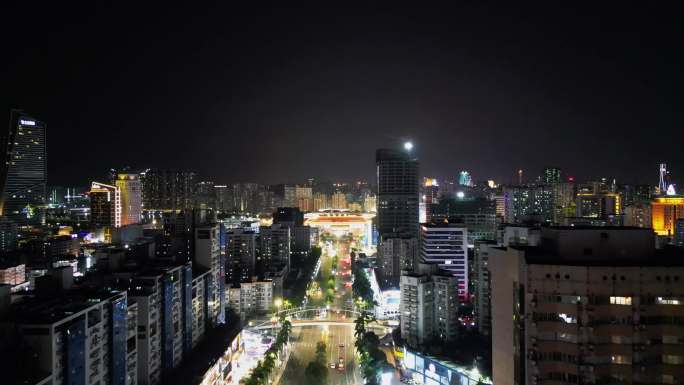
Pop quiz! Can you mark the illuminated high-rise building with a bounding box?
[542,167,561,184]
[226,228,257,284]
[195,223,225,326]
[363,194,377,213]
[0,110,47,226]
[503,185,555,223]
[295,185,312,200]
[553,180,575,223]
[214,184,233,212]
[115,173,142,225]
[378,233,418,286]
[194,181,216,209]
[376,147,419,238]
[270,184,297,207]
[575,182,623,224]
[140,169,196,211]
[312,192,329,211]
[400,267,460,346]
[0,216,17,252]
[331,192,347,209]
[652,195,684,237]
[624,201,652,228]
[89,182,121,227]
[295,187,313,212]
[489,227,684,385]
[430,198,497,244]
[422,177,440,220]
[233,182,264,213]
[458,171,472,187]
[259,223,291,271]
[419,223,468,300]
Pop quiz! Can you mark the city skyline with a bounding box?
[2,5,684,385]
[3,3,683,186]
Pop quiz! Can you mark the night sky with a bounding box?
[2,3,683,187]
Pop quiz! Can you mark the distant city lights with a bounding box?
[424,178,438,187]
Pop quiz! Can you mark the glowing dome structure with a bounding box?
[304,209,375,247]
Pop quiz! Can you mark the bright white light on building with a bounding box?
[404,141,413,151]
[666,184,677,196]
[456,191,465,199]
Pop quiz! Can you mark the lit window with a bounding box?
[611,355,631,365]
[610,296,632,305]
[663,355,684,365]
[656,297,682,305]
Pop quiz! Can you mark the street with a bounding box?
[281,325,360,385]
[280,237,362,385]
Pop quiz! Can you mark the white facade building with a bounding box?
[400,273,434,347]
[227,279,275,318]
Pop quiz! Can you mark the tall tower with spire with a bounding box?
[659,163,668,195]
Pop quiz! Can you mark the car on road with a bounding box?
[329,362,336,369]
[339,343,345,348]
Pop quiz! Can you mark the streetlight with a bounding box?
[403,141,413,151]
[274,298,283,309]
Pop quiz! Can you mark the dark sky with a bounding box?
[2,3,683,187]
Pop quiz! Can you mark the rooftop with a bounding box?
[520,245,684,266]
[164,323,242,385]
[10,287,125,325]
[493,226,684,266]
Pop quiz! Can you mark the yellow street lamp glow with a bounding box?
[274,298,283,308]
